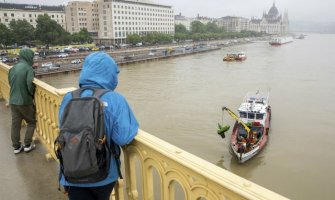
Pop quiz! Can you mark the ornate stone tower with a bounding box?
[249,2,289,34]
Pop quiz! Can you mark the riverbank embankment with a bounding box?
[32,37,268,77]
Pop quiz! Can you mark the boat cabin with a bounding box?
[239,111,265,121]
[223,52,246,61]
[237,94,269,126]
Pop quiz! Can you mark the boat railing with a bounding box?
[243,91,270,105]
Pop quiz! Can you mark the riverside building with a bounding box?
[0,3,66,29]
[216,16,249,33]
[1,1,174,46]
[65,1,100,37]
[95,0,174,45]
[215,2,289,34]
[249,2,289,34]
[175,13,214,31]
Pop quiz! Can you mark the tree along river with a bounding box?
[41,33,335,200]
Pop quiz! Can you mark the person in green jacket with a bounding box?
[8,48,37,154]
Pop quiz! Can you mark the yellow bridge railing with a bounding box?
[0,62,288,200]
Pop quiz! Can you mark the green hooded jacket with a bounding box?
[8,48,35,105]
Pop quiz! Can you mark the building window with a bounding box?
[11,13,14,17]
[4,13,7,16]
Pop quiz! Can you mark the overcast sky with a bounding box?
[4,0,335,22]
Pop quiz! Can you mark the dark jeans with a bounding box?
[65,182,115,200]
[10,104,36,148]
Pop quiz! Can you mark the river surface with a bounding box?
[40,33,335,200]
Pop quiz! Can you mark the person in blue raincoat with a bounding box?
[58,52,139,200]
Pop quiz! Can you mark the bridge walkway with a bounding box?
[0,100,65,200]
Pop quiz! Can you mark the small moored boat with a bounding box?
[223,52,247,61]
[269,36,293,45]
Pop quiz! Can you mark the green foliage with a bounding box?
[35,14,70,45]
[1,15,100,47]
[0,23,13,47]
[127,34,142,45]
[175,24,188,34]
[205,22,220,33]
[174,33,188,41]
[71,28,92,44]
[143,32,173,44]
[9,19,35,45]
[174,20,265,42]
[191,21,206,33]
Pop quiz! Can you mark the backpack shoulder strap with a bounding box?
[71,87,110,99]
[71,88,85,98]
[92,88,110,99]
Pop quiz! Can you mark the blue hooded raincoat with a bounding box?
[58,52,139,187]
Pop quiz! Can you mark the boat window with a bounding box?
[240,112,247,118]
[256,113,264,120]
[248,112,255,119]
[255,100,264,104]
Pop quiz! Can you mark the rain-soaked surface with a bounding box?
[38,33,335,200]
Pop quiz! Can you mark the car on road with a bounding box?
[41,62,53,68]
[2,57,18,63]
[0,57,8,63]
[71,59,81,64]
[58,53,69,58]
[91,47,99,51]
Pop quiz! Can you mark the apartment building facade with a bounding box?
[0,3,66,29]
[0,1,174,45]
[96,0,174,45]
[216,16,249,32]
[175,13,214,32]
[65,1,99,37]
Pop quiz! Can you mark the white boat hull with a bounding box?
[231,143,260,163]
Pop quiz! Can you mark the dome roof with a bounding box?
[268,2,279,16]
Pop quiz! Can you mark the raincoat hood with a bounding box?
[19,48,34,66]
[79,52,119,91]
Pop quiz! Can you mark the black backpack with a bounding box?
[55,87,121,184]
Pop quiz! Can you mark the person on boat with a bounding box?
[251,131,258,144]
[237,125,248,142]
[237,132,246,142]
[237,142,246,153]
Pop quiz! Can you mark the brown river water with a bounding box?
[41,33,335,200]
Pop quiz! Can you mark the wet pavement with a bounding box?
[0,100,66,200]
